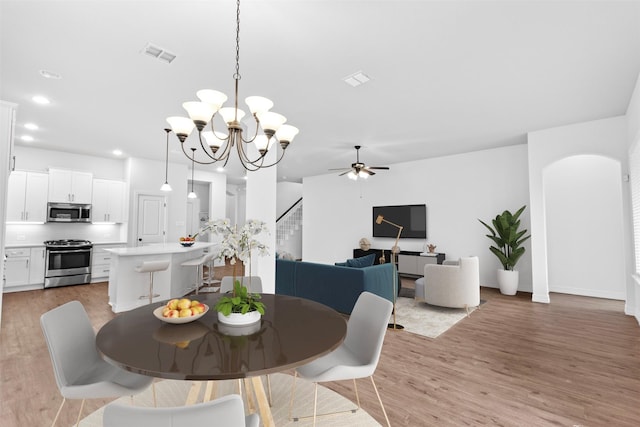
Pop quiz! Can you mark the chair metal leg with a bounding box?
[152,382,157,407]
[370,376,391,427]
[288,371,298,421]
[51,397,66,427]
[74,399,85,427]
[313,382,318,427]
[353,378,361,409]
[266,374,273,406]
[290,375,360,422]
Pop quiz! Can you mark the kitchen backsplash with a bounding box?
[5,223,126,246]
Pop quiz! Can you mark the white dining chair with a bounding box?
[288,291,393,426]
[103,394,260,427]
[40,301,154,427]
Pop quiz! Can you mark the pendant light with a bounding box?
[188,147,197,199]
[160,128,172,192]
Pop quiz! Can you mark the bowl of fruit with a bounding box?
[154,298,209,324]
[179,236,195,247]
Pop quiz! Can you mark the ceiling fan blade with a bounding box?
[368,166,390,170]
[338,170,353,176]
[362,168,376,176]
[328,168,351,171]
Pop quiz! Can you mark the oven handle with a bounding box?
[47,248,92,254]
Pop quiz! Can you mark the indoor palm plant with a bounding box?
[478,205,530,295]
[200,219,268,325]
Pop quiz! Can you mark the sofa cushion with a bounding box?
[346,253,376,268]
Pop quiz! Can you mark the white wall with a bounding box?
[126,157,188,244]
[303,144,532,292]
[626,72,640,322]
[528,116,631,305]
[12,146,126,179]
[276,182,302,217]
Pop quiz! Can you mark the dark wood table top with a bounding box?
[96,293,347,381]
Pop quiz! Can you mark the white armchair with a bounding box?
[415,256,480,313]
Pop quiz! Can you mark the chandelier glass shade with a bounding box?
[165,0,298,171]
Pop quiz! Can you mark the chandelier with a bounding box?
[166,0,299,171]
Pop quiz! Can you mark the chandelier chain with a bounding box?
[234,0,241,81]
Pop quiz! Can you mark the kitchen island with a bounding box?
[104,242,217,313]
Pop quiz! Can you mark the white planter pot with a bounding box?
[217,310,261,326]
[497,269,519,295]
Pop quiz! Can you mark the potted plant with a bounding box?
[478,205,531,295]
[199,219,269,325]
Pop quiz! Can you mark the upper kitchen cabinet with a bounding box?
[92,178,126,223]
[48,168,93,203]
[6,170,49,222]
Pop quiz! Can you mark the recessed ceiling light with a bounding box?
[20,135,34,142]
[217,167,225,172]
[39,69,62,79]
[32,95,50,105]
[24,123,39,130]
[112,149,123,156]
[243,175,248,180]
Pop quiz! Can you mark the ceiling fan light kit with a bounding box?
[331,145,390,180]
[165,0,299,171]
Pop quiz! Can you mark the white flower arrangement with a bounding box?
[199,218,269,265]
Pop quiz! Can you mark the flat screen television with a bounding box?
[373,204,427,239]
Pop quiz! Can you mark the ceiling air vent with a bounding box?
[343,71,371,87]
[141,43,176,64]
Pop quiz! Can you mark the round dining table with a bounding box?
[96,293,347,427]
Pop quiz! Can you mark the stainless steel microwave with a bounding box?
[47,203,92,223]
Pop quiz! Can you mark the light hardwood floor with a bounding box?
[1,276,639,427]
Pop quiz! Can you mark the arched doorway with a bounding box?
[543,155,626,299]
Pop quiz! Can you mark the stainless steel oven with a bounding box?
[44,240,92,288]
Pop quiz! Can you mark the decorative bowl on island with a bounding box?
[179,236,195,247]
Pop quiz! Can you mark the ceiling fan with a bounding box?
[329,145,390,180]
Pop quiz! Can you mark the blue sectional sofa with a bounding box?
[275,259,395,314]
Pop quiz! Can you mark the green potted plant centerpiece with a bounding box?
[478,205,531,295]
[200,219,269,325]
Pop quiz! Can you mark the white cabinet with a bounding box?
[29,247,46,285]
[48,168,93,203]
[92,179,126,223]
[398,253,445,276]
[6,171,49,222]
[91,243,125,282]
[4,248,30,288]
[3,246,45,291]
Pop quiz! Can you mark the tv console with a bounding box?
[353,249,445,277]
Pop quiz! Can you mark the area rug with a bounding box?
[390,296,478,338]
[80,373,380,426]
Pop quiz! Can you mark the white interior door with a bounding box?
[136,194,165,246]
[187,198,200,238]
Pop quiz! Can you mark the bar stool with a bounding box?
[199,252,220,293]
[135,260,170,304]
[181,253,211,295]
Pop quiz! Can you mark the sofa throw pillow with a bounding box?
[346,253,376,268]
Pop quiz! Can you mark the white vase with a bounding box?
[217,310,261,326]
[497,269,519,295]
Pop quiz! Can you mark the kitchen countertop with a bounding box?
[104,242,216,257]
